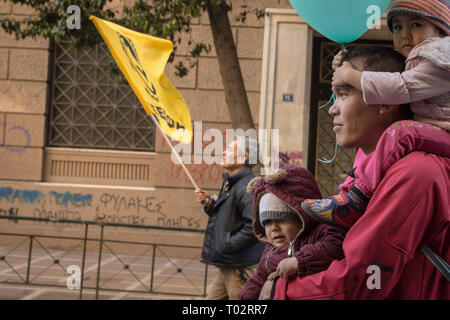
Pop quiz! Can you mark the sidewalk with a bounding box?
[0,244,218,300]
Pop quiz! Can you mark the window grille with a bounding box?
[47,40,155,151]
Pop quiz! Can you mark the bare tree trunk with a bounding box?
[206,0,255,130]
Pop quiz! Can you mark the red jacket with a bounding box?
[239,224,345,300]
[274,152,450,299]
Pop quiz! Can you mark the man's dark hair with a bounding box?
[344,45,405,73]
[344,46,412,119]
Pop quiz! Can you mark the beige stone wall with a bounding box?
[0,1,292,249]
[0,1,49,181]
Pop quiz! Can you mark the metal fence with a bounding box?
[0,216,208,299]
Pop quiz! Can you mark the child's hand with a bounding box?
[276,257,298,280]
[332,61,355,88]
[332,49,348,71]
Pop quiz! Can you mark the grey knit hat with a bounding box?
[259,192,301,227]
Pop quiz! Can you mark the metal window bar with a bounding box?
[99,241,152,291]
[151,245,204,295]
[0,216,208,299]
[47,40,156,152]
[28,237,84,284]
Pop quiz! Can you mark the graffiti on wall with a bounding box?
[168,162,223,185]
[96,193,164,226]
[0,123,31,153]
[0,186,201,229]
[280,151,303,167]
[0,207,19,223]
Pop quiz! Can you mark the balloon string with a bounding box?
[319,93,335,109]
[318,140,339,164]
[319,43,346,110]
[318,42,347,164]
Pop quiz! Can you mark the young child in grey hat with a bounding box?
[239,166,346,300]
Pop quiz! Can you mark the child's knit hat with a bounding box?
[387,0,450,36]
[247,166,322,242]
[259,192,302,227]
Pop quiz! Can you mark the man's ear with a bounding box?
[379,104,396,114]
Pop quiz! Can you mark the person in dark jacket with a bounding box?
[239,166,346,300]
[194,137,265,300]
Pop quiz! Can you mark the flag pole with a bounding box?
[150,114,199,190]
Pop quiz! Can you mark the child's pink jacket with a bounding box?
[361,37,450,131]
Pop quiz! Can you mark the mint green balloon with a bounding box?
[289,0,391,43]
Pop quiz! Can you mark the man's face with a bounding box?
[328,58,382,154]
[221,140,247,169]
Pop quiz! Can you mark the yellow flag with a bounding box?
[90,16,192,143]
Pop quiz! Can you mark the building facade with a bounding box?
[0,1,392,250]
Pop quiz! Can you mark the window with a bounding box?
[47,40,155,152]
